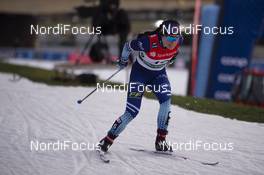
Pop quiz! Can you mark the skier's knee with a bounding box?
[125,110,138,118]
[160,98,171,109]
[158,95,171,104]
[125,102,140,118]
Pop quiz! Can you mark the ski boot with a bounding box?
[155,129,172,152]
[97,134,116,152]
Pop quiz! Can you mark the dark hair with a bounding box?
[158,20,180,36]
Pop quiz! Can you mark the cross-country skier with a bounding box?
[98,20,183,152]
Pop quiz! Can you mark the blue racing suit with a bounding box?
[108,33,182,138]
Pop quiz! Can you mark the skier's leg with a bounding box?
[157,99,171,131]
[98,82,144,152]
[150,72,172,151]
[107,81,144,136]
[97,111,135,152]
[99,62,147,152]
[150,72,172,130]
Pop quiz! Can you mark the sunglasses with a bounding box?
[166,35,180,42]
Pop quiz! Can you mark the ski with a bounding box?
[96,149,110,163]
[129,147,219,166]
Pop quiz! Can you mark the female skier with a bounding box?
[98,20,183,152]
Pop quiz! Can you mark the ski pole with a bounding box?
[77,68,123,104]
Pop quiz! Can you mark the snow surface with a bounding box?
[0,73,264,175]
[5,58,188,96]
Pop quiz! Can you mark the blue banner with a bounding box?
[206,0,264,100]
[195,5,220,97]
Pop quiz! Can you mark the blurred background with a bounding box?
[0,0,263,107]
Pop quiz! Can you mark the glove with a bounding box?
[169,51,179,65]
[118,58,128,69]
[169,57,176,65]
[118,42,131,69]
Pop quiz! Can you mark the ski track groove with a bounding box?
[32,99,85,137]
[113,152,143,175]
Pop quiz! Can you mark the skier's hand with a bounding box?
[118,58,128,69]
[169,51,179,65]
[169,57,176,65]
